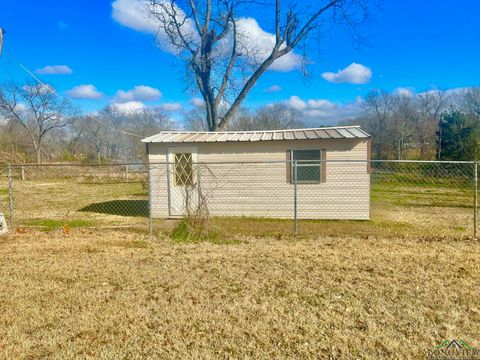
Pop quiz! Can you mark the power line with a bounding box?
[1,45,143,139]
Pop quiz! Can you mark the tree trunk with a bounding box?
[36,147,42,164]
[206,103,217,131]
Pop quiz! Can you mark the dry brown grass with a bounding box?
[0,229,479,359]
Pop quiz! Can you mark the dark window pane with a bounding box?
[293,149,321,162]
[292,150,321,182]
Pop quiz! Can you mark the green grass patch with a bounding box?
[23,219,93,231]
[171,219,239,244]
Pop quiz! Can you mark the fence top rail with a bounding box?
[370,160,476,164]
[5,159,478,167]
[7,163,147,167]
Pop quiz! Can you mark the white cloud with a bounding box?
[285,96,307,111]
[111,101,146,113]
[284,95,365,124]
[115,85,162,103]
[112,0,197,54]
[236,17,302,72]
[306,99,336,110]
[321,63,372,84]
[112,1,302,71]
[14,103,27,112]
[394,87,414,97]
[189,97,205,107]
[35,65,73,75]
[264,85,282,93]
[112,0,159,33]
[66,84,103,99]
[159,102,183,112]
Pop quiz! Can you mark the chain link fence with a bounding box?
[0,164,149,231]
[0,160,478,237]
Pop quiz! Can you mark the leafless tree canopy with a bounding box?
[184,103,304,131]
[72,106,174,163]
[350,89,458,160]
[147,0,370,130]
[0,81,78,163]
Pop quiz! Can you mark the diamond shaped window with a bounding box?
[174,153,194,186]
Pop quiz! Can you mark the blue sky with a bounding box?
[0,0,479,126]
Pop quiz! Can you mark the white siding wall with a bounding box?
[147,139,370,219]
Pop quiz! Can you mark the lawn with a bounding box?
[0,229,478,359]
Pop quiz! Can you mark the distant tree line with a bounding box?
[0,79,479,164]
[0,81,174,164]
[347,87,480,160]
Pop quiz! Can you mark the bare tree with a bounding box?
[363,89,393,159]
[227,103,304,130]
[457,87,480,119]
[416,90,449,159]
[147,0,370,130]
[0,81,78,164]
[390,93,415,160]
[184,106,208,130]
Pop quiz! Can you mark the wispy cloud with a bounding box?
[284,95,365,125]
[321,63,372,84]
[35,65,73,75]
[159,102,183,112]
[264,85,282,93]
[111,101,146,113]
[67,84,103,99]
[115,85,162,103]
[189,97,205,107]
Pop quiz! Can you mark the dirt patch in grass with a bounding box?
[0,229,478,359]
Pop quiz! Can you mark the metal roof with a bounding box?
[141,126,370,143]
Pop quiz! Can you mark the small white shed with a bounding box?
[142,126,371,220]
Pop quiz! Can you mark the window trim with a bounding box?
[290,149,322,184]
[173,152,194,187]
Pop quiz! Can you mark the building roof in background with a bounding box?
[141,126,370,143]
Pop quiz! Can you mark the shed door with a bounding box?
[167,146,198,216]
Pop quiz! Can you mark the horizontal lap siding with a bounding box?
[147,139,370,220]
[198,162,294,218]
[148,145,169,217]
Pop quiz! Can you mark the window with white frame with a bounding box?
[291,149,321,183]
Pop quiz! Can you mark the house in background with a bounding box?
[142,126,371,220]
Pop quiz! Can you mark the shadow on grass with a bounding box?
[79,200,148,217]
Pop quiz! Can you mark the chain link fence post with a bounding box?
[7,164,14,229]
[147,161,153,237]
[474,161,478,238]
[293,159,298,235]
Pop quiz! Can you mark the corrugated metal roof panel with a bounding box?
[189,133,209,142]
[250,132,263,141]
[294,130,307,140]
[325,129,343,138]
[314,129,330,138]
[348,127,369,138]
[261,132,273,141]
[141,126,370,143]
[337,128,356,138]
